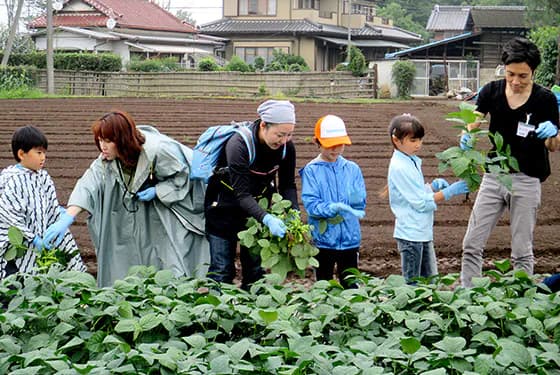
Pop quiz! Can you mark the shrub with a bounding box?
[530,26,559,87]
[391,60,416,98]
[347,45,367,77]
[127,57,179,72]
[378,83,392,99]
[198,56,220,71]
[264,50,310,72]
[253,56,265,71]
[225,55,252,72]
[0,65,38,90]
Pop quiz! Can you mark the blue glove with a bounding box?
[328,203,365,219]
[535,121,558,139]
[347,186,366,206]
[442,180,470,200]
[32,236,46,252]
[328,202,349,214]
[44,212,75,248]
[431,178,449,192]
[263,214,286,238]
[137,187,157,201]
[460,133,473,150]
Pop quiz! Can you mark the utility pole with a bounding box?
[1,0,24,67]
[347,0,352,62]
[47,0,54,94]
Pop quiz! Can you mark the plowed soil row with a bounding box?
[1,98,559,278]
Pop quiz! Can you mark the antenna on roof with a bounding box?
[106,18,117,30]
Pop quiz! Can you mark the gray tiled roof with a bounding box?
[426,5,527,31]
[201,19,322,34]
[471,6,526,28]
[426,6,471,31]
[201,18,421,43]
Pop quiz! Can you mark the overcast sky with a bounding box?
[0,0,223,27]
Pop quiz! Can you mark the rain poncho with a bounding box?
[0,165,86,278]
[68,125,209,287]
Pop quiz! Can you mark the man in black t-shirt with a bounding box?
[460,37,560,287]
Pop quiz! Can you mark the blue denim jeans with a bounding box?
[206,233,264,290]
[396,239,438,283]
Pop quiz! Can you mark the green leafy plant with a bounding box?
[436,102,519,192]
[4,227,27,261]
[391,60,416,98]
[238,193,319,280]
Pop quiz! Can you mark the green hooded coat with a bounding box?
[68,125,209,287]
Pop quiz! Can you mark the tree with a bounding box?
[376,2,430,41]
[175,9,197,26]
[1,0,24,67]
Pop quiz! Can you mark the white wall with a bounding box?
[370,60,397,97]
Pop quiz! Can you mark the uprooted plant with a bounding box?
[238,193,319,281]
[6,226,76,272]
[436,102,519,194]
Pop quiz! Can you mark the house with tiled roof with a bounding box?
[199,0,421,71]
[28,0,225,68]
[385,5,528,96]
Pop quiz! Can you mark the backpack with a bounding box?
[191,121,256,183]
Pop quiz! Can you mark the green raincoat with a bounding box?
[68,125,209,287]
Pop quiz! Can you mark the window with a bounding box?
[239,0,276,16]
[296,0,319,9]
[235,47,289,65]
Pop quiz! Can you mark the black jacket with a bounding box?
[204,120,298,238]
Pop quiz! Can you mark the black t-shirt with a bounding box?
[477,79,559,182]
[204,120,298,237]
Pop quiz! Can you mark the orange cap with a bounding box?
[314,115,352,148]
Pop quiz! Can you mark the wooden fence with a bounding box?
[35,69,378,99]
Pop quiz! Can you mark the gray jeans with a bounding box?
[461,173,541,287]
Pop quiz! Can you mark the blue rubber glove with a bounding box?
[32,236,46,252]
[328,202,349,214]
[263,214,286,238]
[347,186,366,206]
[44,212,75,248]
[329,202,365,219]
[535,121,558,139]
[340,206,366,219]
[459,133,473,150]
[431,178,449,192]
[441,180,470,200]
[137,187,157,201]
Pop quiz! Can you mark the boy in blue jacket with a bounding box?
[299,115,366,288]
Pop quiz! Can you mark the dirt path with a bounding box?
[1,98,559,278]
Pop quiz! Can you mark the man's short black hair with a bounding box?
[501,36,541,72]
[11,125,48,162]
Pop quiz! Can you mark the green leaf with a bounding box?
[4,247,17,261]
[8,226,24,246]
[114,319,136,333]
[495,339,532,369]
[433,336,466,354]
[154,269,174,286]
[139,313,161,331]
[59,337,84,351]
[494,259,511,273]
[258,310,278,324]
[400,337,421,354]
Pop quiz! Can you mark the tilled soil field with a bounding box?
[1,98,559,279]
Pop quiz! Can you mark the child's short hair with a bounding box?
[389,113,425,143]
[11,125,48,162]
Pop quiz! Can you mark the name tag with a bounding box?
[516,121,535,138]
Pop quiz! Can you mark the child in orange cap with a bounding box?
[299,115,366,288]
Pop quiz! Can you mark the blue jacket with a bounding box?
[299,155,366,250]
[388,150,436,242]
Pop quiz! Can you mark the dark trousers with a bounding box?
[206,233,264,291]
[315,248,359,288]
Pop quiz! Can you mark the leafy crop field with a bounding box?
[0,264,559,373]
[0,98,559,278]
[1,98,560,373]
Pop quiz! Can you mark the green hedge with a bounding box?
[0,51,122,71]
